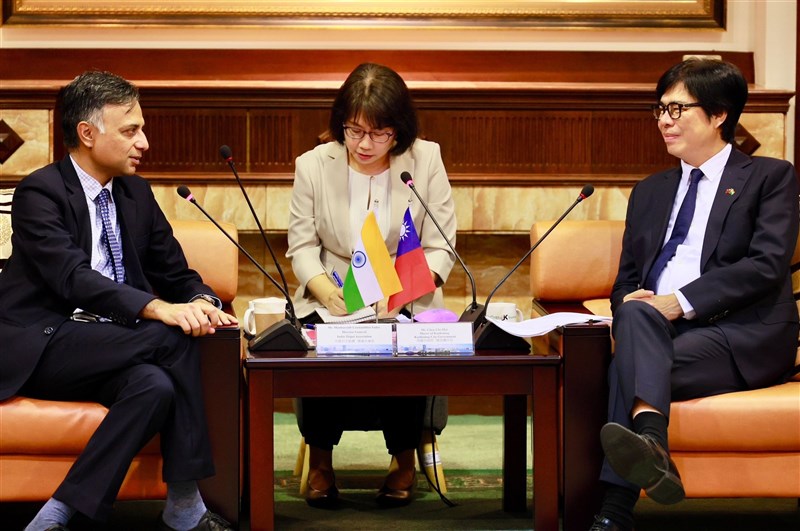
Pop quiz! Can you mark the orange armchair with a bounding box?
[529,219,800,531]
[0,218,242,524]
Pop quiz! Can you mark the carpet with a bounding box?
[2,414,798,530]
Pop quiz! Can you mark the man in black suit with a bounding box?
[0,71,237,531]
[590,59,799,531]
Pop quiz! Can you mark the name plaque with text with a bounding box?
[395,322,475,356]
[315,323,394,356]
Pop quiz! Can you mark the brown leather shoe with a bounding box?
[600,422,684,505]
[376,471,416,508]
[305,476,339,509]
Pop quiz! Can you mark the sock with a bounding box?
[25,497,76,531]
[162,481,207,531]
[633,410,669,452]
[598,482,639,530]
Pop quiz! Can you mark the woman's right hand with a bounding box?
[306,273,349,316]
[323,289,348,316]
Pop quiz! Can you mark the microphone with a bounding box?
[219,145,290,296]
[473,184,595,350]
[400,171,485,329]
[176,185,306,352]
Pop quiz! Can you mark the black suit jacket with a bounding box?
[611,148,799,389]
[0,157,216,400]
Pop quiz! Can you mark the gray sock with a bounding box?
[162,481,207,530]
[25,497,75,531]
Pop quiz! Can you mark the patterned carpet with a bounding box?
[2,414,798,530]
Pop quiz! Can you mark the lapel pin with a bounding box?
[725,188,736,196]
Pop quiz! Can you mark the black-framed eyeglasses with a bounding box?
[342,124,394,144]
[651,102,704,120]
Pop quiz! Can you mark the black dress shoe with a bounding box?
[376,471,416,508]
[305,476,339,509]
[589,514,628,531]
[600,422,685,505]
[158,510,234,531]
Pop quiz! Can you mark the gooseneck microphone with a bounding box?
[177,185,306,352]
[400,171,485,329]
[474,184,595,350]
[219,145,290,296]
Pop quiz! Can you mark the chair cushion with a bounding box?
[170,219,238,304]
[668,382,800,451]
[0,396,160,454]
[531,220,624,301]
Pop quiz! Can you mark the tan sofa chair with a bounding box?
[0,215,242,524]
[530,219,800,531]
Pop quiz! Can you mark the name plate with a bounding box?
[316,323,394,356]
[395,322,475,356]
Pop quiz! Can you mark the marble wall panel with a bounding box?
[739,112,785,159]
[471,185,631,232]
[264,185,293,231]
[0,110,51,180]
[153,184,267,230]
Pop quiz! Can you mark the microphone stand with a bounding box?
[177,187,306,352]
[474,187,593,350]
[402,174,485,329]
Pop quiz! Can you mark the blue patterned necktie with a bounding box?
[644,168,704,292]
[96,188,125,284]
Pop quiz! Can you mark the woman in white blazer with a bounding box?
[287,63,456,508]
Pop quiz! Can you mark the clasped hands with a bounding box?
[140,298,238,337]
[622,289,684,321]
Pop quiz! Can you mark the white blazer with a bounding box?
[287,140,457,318]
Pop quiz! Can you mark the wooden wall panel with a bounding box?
[1,49,791,188]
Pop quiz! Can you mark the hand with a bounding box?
[623,289,655,303]
[323,289,348,316]
[622,289,683,321]
[140,298,236,337]
[377,299,402,319]
[644,293,684,321]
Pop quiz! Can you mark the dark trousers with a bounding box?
[298,396,426,455]
[19,320,215,521]
[600,301,747,489]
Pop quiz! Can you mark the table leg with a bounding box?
[248,370,275,531]
[533,366,559,531]
[561,325,611,531]
[502,394,527,512]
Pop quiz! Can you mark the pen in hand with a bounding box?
[332,270,344,288]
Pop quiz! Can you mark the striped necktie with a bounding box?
[643,168,704,292]
[96,188,125,284]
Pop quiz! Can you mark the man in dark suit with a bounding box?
[0,71,237,531]
[589,59,799,531]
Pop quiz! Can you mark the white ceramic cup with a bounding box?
[243,297,285,336]
[486,302,524,322]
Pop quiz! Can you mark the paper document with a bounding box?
[315,305,377,324]
[487,312,612,338]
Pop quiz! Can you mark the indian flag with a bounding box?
[343,211,402,313]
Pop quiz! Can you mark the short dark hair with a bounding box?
[59,71,140,150]
[656,59,748,144]
[329,63,418,156]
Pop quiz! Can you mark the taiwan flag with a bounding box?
[388,208,436,312]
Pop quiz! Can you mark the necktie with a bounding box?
[643,168,704,292]
[96,188,125,284]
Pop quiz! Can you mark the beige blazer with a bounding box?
[287,140,457,318]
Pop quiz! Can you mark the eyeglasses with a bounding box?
[342,125,394,144]
[651,102,704,120]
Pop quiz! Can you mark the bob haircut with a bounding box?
[656,58,748,144]
[328,63,418,156]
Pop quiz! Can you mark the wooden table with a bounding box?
[245,348,561,531]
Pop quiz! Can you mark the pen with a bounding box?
[332,270,344,288]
